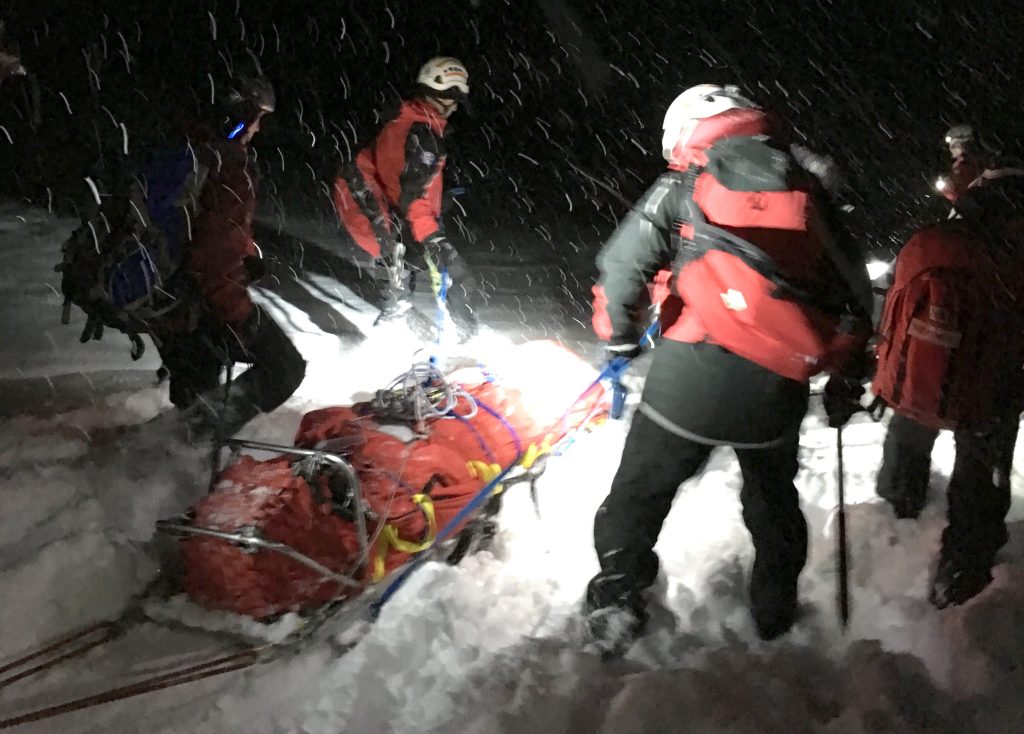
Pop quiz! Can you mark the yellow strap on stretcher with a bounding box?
[370,437,558,582]
[466,437,553,492]
[520,436,554,471]
[466,459,503,484]
[372,493,437,582]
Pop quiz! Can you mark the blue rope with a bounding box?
[473,397,524,457]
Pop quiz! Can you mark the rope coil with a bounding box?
[373,360,477,431]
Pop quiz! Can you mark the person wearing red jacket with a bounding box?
[582,85,874,656]
[153,75,306,439]
[332,57,478,339]
[873,170,1024,608]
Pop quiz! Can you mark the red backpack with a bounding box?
[872,224,1024,430]
[665,137,872,383]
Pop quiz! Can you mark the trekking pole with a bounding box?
[836,424,850,629]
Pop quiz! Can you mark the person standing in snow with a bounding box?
[872,169,1024,609]
[150,74,306,439]
[583,85,874,654]
[332,56,479,340]
[936,124,989,204]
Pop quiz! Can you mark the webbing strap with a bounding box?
[372,493,438,581]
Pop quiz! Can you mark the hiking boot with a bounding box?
[887,495,925,520]
[751,594,798,641]
[582,573,649,659]
[582,603,647,659]
[929,556,994,609]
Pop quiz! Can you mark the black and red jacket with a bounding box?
[594,108,871,370]
[333,100,448,258]
[873,220,1024,429]
[593,108,873,445]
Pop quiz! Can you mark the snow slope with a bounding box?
[3,204,1024,733]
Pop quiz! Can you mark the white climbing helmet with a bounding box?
[416,57,469,99]
[661,84,756,162]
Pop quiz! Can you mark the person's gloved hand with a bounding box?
[423,234,456,271]
[823,375,866,428]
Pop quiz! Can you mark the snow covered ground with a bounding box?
[3,203,1024,733]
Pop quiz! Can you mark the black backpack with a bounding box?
[56,148,208,358]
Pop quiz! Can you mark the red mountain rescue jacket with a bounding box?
[333,100,449,258]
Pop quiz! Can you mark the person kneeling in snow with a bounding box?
[872,169,1024,609]
[150,74,306,440]
[331,56,479,341]
[584,85,874,655]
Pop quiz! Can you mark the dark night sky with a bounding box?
[2,0,1021,264]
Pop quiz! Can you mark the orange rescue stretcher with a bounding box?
[157,341,611,619]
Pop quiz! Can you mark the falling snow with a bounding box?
[2,1,1024,731]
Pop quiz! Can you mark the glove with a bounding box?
[423,234,455,272]
[604,339,641,420]
[822,375,865,428]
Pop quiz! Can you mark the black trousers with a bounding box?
[587,410,807,616]
[156,306,306,436]
[877,412,1017,567]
